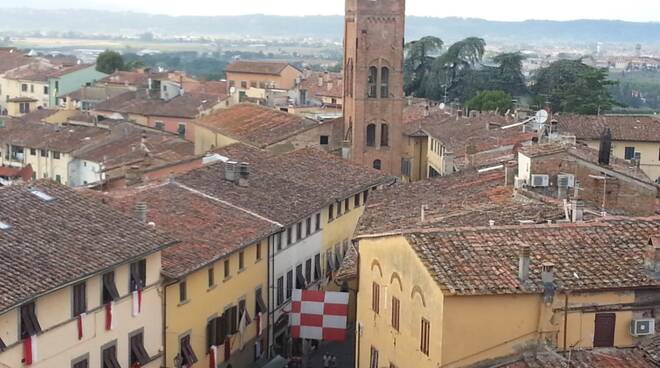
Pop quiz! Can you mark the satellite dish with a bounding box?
[535,110,549,124]
[229,86,236,95]
[439,103,446,110]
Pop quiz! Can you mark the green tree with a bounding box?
[465,90,513,113]
[404,36,443,96]
[492,52,528,96]
[96,50,124,74]
[533,60,618,114]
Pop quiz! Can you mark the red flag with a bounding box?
[22,336,36,365]
[105,302,114,331]
[76,314,85,340]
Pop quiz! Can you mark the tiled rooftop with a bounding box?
[0,181,175,312]
[193,104,324,148]
[178,143,393,226]
[356,170,565,237]
[0,48,33,74]
[405,218,659,296]
[299,72,343,99]
[97,182,279,278]
[505,347,658,368]
[556,114,660,142]
[94,90,220,119]
[225,61,296,76]
[0,120,110,153]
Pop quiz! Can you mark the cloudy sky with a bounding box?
[6,0,660,22]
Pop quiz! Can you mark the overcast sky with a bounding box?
[5,0,660,22]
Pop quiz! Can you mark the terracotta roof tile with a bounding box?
[94,91,220,119]
[225,61,297,76]
[299,72,343,99]
[97,183,279,278]
[0,181,175,312]
[356,170,565,237]
[178,143,393,226]
[404,218,659,296]
[193,104,324,148]
[0,120,110,153]
[0,49,33,74]
[505,348,658,368]
[557,115,660,142]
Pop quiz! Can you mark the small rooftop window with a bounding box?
[29,189,55,202]
[0,221,10,230]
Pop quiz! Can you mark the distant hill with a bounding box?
[1,8,660,45]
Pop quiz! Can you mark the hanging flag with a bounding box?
[132,289,143,317]
[290,289,349,342]
[209,345,217,368]
[22,335,37,365]
[105,302,115,331]
[256,312,264,337]
[76,313,86,340]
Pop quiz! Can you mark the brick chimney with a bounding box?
[571,200,584,222]
[134,202,148,224]
[645,236,660,275]
[518,244,531,282]
[541,262,556,303]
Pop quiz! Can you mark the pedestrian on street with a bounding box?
[322,354,330,368]
[330,356,337,368]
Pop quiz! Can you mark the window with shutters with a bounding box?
[297,222,303,240]
[286,270,294,299]
[594,313,616,347]
[421,318,430,356]
[372,283,380,314]
[73,282,87,317]
[129,331,150,366]
[101,343,121,368]
[207,315,226,349]
[256,241,262,261]
[102,271,120,305]
[225,306,238,334]
[277,276,284,306]
[296,264,306,289]
[72,356,88,368]
[315,213,321,231]
[391,297,400,331]
[224,259,230,279]
[130,259,146,292]
[368,67,378,98]
[366,124,376,147]
[179,335,198,365]
[239,251,245,270]
[306,217,312,235]
[314,254,322,281]
[287,227,293,245]
[179,281,187,303]
[369,346,379,368]
[381,124,389,147]
[255,288,266,316]
[363,190,369,204]
[354,193,361,207]
[208,267,215,288]
[305,258,312,284]
[20,302,41,338]
[329,204,334,221]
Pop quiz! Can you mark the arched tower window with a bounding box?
[368,67,378,98]
[381,123,389,147]
[373,160,382,170]
[380,67,389,98]
[366,124,376,147]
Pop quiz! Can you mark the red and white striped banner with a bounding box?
[290,289,349,341]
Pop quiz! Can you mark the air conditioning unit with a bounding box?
[557,174,575,188]
[514,177,526,189]
[531,174,550,188]
[631,319,655,336]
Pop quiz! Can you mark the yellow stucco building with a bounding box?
[225,61,302,91]
[351,170,660,368]
[0,181,176,368]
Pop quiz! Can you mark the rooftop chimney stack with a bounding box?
[571,200,584,222]
[238,163,250,187]
[645,236,660,276]
[518,244,531,282]
[598,128,612,166]
[135,202,148,224]
[224,161,238,183]
[541,262,556,303]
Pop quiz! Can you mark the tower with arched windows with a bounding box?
[343,0,406,175]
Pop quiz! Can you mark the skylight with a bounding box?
[30,189,55,202]
[0,221,10,230]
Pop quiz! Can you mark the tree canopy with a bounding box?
[532,60,619,114]
[465,90,513,113]
[96,50,125,74]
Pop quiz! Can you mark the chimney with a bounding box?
[224,161,238,183]
[504,160,517,186]
[518,244,531,282]
[598,128,612,166]
[541,262,556,303]
[645,236,660,275]
[134,202,148,224]
[571,200,584,222]
[237,162,250,187]
[126,165,143,186]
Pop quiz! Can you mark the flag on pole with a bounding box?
[131,289,142,317]
[22,335,37,365]
[290,289,349,341]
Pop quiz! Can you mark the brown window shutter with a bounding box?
[594,313,616,347]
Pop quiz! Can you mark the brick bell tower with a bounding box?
[343,0,406,176]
